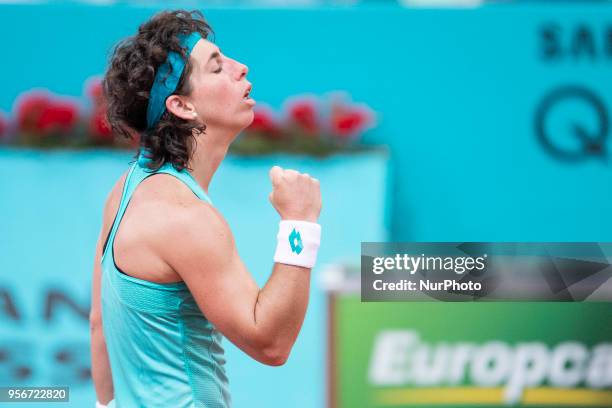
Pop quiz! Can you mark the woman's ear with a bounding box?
[165,95,197,121]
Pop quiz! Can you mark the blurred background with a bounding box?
[1,0,611,407]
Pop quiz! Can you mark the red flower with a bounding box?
[248,107,281,137]
[330,105,373,139]
[16,92,78,135]
[37,102,78,133]
[90,108,113,143]
[287,100,319,135]
[16,92,50,133]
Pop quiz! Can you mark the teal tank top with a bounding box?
[100,152,231,408]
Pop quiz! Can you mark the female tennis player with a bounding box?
[89,10,322,407]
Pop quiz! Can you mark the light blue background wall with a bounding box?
[1,3,612,241]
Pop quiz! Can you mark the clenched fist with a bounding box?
[269,166,322,223]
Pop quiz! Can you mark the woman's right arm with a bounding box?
[163,167,322,366]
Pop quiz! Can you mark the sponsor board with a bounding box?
[332,298,612,407]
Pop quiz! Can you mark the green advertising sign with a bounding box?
[332,297,612,408]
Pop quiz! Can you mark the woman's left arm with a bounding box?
[89,174,127,405]
[90,232,114,405]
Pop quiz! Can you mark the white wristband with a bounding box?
[96,402,107,408]
[273,220,321,268]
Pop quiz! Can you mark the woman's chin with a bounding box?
[239,109,255,129]
[222,108,255,135]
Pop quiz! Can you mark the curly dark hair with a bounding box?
[104,10,213,171]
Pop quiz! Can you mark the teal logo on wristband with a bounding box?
[289,228,303,255]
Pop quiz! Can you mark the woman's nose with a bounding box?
[234,60,248,80]
[238,63,249,79]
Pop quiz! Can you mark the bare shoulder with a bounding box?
[136,175,235,278]
[134,174,235,260]
[102,172,129,228]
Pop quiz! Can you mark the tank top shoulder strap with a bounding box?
[138,152,213,205]
[101,150,212,262]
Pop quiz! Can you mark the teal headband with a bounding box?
[146,32,202,129]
